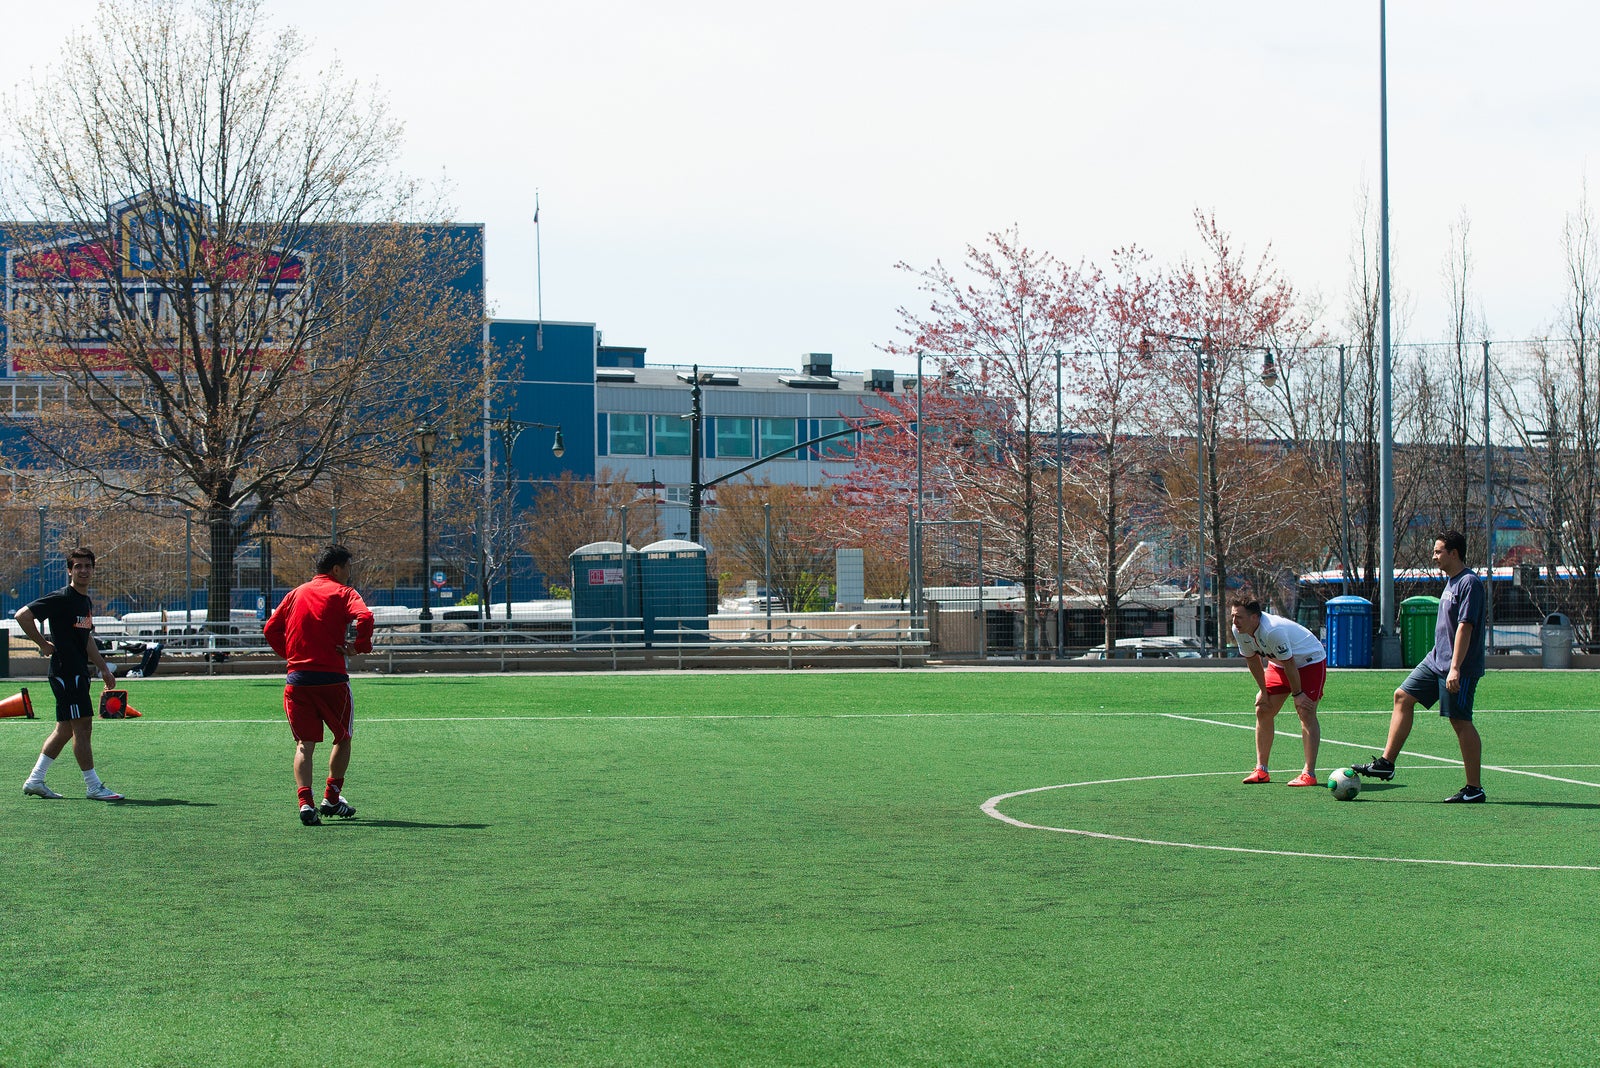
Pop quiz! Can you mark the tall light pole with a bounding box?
[1482,340,1494,650]
[496,414,564,618]
[1338,344,1352,597]
[1378,0,1398,664]
[416,421,439,630]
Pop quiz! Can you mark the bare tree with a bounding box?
[0,0,482,622]
[706,481,838,610]
[1423,209,1490,540]
[1499,186,1600,641]
[521,469,661,594]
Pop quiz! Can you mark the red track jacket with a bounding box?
[264,574,375,674]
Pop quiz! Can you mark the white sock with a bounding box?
[28,754,53,782]
[84,768,103,788]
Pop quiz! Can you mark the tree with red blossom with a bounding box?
[837,228,1089,654]
[1148,213,1320,649]
[1056,248,1172,653]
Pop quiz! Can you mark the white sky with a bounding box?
[4,2,1597,374]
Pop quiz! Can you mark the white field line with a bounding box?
[978,773,1600,872]
[1163,712,1600,789]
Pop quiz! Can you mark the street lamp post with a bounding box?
[495,414,564,619]
[1141,333,1211,655]
[683,398,888,549]
[688,368,706,544]
[416,421,439,631]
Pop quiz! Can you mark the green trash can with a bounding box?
[1399,595,1441,668]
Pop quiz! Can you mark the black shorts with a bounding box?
[1400,665,1479,720]
[48,674,94,722]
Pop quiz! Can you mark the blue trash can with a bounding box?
[1325,595,1374,668]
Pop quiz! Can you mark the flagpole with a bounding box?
[534,190,544,352]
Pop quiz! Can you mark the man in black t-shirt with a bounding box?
[17,546,124,801]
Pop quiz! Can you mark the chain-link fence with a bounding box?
[5,334,1598,664]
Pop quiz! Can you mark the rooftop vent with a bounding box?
[778,375,840,390]
[801,352,833,377]
[675,371,741,386]
[865,369,895,392]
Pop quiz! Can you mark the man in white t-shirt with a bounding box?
[1229,597,1328,787]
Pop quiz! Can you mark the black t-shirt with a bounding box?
[25,585,96,678]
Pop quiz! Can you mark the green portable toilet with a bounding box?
[569,541,640,644]
[1399,595,1441,668]
[638,539,710,647]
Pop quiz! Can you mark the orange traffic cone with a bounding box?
[98,689,142,719]
[0,688,35,719]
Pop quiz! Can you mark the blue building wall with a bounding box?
[489,319,598,492]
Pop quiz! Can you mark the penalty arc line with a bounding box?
[1162,712,1600,789]
[978,775,1600,871]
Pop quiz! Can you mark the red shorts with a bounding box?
[284,682,354,743]
[1263,659,1326,702]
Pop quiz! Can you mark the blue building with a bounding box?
[2,198,900,601]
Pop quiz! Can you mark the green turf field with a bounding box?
[4,668,1599,1067]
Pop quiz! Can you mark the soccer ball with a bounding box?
[1328,768,1361,801]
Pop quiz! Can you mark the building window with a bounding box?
[663,486,692,505]
[759,418,797,460]
[715,417,754,458]
[609,413,648,456]
[817,418,854,458]
[653,414,691,456]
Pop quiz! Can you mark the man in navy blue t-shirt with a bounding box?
[1354,530,1489,802]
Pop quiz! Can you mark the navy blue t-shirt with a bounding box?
[1422,567,1486,679]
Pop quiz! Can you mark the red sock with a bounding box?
[298,786,314,808]
[325,777,343,802]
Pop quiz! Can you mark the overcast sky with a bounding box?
[5,2,1597,374]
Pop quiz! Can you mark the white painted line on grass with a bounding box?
[1163,713,1600,789]
[980,773,1600,872]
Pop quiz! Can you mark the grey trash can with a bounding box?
[1540,613,1574,669]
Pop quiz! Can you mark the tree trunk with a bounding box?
[207,502,239,625]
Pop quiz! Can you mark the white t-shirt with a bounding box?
[1232,611,1326,667]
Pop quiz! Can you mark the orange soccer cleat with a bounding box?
[1286,771,1319,787]
[1242,768,1271,784]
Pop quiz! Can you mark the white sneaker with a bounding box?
[23,780,63,799]
[86,783,125,801]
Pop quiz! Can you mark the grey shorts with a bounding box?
[1400,665,1478,720]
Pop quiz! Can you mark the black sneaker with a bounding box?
[1351,756,1396,781]
[299,803,322,826]
[1443,784,1487,803]
[318,795,356,819]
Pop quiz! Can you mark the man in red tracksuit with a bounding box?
[264,544,374,827]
